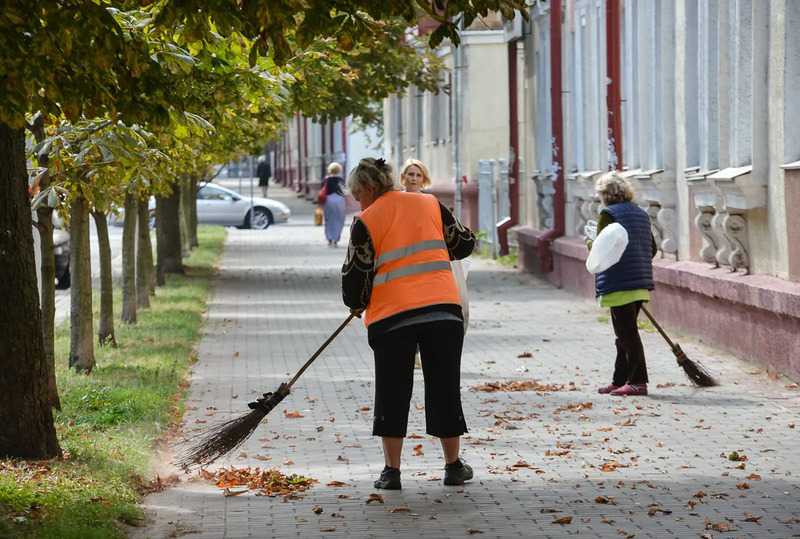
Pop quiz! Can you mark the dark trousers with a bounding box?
[610,301,649,385]
[368,320,468,438]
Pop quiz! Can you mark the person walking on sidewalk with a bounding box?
[400,158,433,369]
[320,162,347,247]
[256,155,271,197]
[589,171,658,397]
[342,157,476,490]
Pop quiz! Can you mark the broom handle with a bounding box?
[640,305,678,351]
[285,312,357,391]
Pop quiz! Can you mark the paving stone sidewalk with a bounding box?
[132,184,800,539]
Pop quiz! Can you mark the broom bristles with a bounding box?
[175,383,289,471]
[673,344,719,387]
[175,408,267,471]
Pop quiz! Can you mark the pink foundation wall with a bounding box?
[516,227,800,380]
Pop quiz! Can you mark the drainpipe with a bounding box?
[341,117,348,173]
[537,0,566,273]
[302,116,310,194]
[606,0,623,170]
[296,113,303,191]
[453,37,463,220]
[498,39,520,256]
[329,121,335,172]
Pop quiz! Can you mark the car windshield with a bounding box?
[198,186,237,201]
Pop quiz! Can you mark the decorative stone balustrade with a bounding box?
[687,165,764,273]
[633,169,679,257]
[565,170,602,237]
[532,171,555,229]
[686,169,723,266]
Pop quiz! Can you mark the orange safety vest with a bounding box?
[358,191,461,327]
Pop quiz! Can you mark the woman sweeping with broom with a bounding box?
[342,157,476,489]
[588,171,658,396]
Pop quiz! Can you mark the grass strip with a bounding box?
[0,226,225,539]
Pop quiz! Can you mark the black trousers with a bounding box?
[368,320,468,438]
[609,300,649,386]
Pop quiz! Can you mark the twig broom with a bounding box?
[175,313,356,471]
[640,305,718,387]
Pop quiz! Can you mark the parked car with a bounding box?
[53,217,70,289]
[108,184,290,230]
[32,211,70,289]
[107,198,155,229]
[196,183,290,229]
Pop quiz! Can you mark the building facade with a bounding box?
[386,1,800,379]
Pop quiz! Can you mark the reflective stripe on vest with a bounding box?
[373,259,452,286]
[376,238,447,268]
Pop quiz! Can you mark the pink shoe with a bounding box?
[597,383,621,394]
[610,384,648,396]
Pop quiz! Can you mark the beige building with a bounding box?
[382,13,512,230]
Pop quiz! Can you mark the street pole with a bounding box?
[453,28,463,220]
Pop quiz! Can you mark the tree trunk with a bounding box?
[179,174,192,258]
[156,186,185,286]
[92,211,116,346]
[68,193,95,373]
[0,123,61,459]
[188,176,199,248]
[121,192,137,323]
[29,113,61,410]
[136,192,153,308]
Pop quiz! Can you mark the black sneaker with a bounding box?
[373,466,401,489]
[444,458,473,486]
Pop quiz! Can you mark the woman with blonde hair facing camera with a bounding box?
[399,158,432,194]
[342,157,476,490]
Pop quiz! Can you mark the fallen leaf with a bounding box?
[223,488,248,497]
[741,513,762,522]
[357,407,371,412]
[313,507,323,514]
[326,481,348,487]
[647,507,672,516]
[712,522,731,531]
[366,493,385,504]
[284,411,304,419]
[517,351,533,358]
[388,507,411,513]
[595,496,616,505]
[321,527,336,532]
[466,529,485,534]
[746,473,761,481]
[551,516,573,525]
[540,508,561,513]
[413,444,424,456]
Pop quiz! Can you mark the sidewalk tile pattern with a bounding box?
[134,185,800,539]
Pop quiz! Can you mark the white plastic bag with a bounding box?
[585,222,629,274]
[452,258,470,334]
[584,220,598,240]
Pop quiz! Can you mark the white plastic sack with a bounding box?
[452,258,470,334]
[585,222,629,274]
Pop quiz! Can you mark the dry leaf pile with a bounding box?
[199,467,317,499]
[470,380,574,393]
